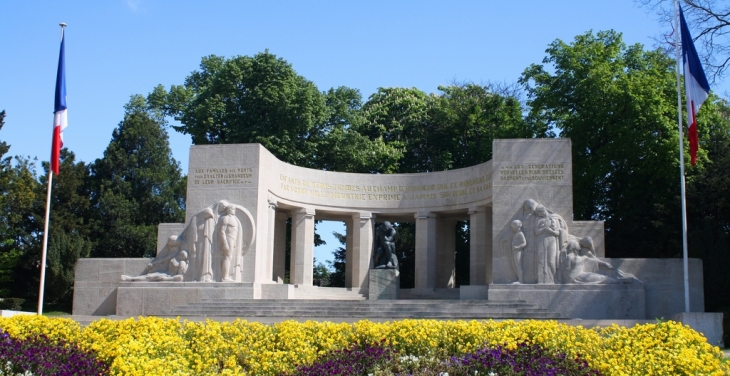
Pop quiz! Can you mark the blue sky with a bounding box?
[1,1,724,264]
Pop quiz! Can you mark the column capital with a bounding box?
[295,207,316,216]
[267,196,278,209]
[353,211,372,221]
[415,211,437,219]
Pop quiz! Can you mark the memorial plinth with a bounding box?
[368,269,400,300]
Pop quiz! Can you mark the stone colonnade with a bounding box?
[266,205,493,290]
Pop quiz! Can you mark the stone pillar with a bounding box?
[350,212,373,292]
[290,207,315,286]
[414,212,438,289]
[265,201,277,283]
[436,218,457,288]
[272,211,288,283]
[469,206,492,285]
[344,217,354,288]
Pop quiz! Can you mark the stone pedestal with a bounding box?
[671,312,724,348]
[368,269,399,300]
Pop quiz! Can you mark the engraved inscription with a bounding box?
[193,167,254,185]
[499,164,565,181]
[278,174,492,202]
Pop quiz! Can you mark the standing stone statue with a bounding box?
[217,204,244,281]
[373,221,398,269]
[510,220,526,284]
[195,207,216,282]
[535,205,561,284]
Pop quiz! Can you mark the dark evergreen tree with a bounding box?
[90,96,186,258]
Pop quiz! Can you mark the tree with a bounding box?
[316,87,403,173]
[637,0,730,84]
[521,30,683,258]
[148,51,329,168]
[685,95,730,311]
[37,149,93,310]
[327,231,347,288]
[90,96,186,258]
[431,83,539,170]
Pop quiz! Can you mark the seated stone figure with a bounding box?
[146,235,182,274]
[373,221,398,269]
[560,240,639,284]
[122,251,189,282]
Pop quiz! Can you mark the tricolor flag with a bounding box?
[51,28,67,175]
[680,7,710,166]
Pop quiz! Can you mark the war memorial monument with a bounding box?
[72,138,722,345]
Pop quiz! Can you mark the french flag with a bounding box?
[51,28,67,175]
[680,7,710,166]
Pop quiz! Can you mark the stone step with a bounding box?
[164,299,562,319]
[166,310,561,319]
[196,299,532,306]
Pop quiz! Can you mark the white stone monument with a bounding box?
[73,139,707,324]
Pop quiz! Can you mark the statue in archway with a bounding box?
[373,221,398,269]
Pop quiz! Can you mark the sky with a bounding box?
[2,0,726,265]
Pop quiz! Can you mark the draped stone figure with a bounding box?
[535,205,561,284]
[521,199,539,282]
[195,207,216,282]
[560,240,640,284]
[120,202,255,283]
[507,199,640,285]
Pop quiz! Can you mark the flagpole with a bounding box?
[37,172,53,315]
[37,22,66,316]
[673,0,691,313]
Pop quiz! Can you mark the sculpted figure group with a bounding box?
[121,201,254,283]
[507,199,640,285]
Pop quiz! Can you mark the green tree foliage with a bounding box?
[90,96,186,258]
[149,51,328,168]
[685,96,730,310]
[327,231,347,288]
[36,150,93,310]
[521,30,682,258]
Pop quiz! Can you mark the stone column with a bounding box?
[344,217,354,288]
[436,218,457,288]
[290,207,315,285]
[264,201,277,283]
[350,212,373,292]
[414,212,438,289]
[272,211,288,283]
[469,206,492,285]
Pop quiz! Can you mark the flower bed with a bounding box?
[0,315,726,375]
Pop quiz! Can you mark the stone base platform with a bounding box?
[369,269,399,300]
[117,282,258,316]
[487,283,646,319]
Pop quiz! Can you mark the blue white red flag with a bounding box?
[680,7,710,166]
[51,28,67,175]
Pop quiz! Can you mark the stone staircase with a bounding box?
[164,299,562,319]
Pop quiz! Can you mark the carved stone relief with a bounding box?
[121,200,256,282]
[502,199,641,285]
